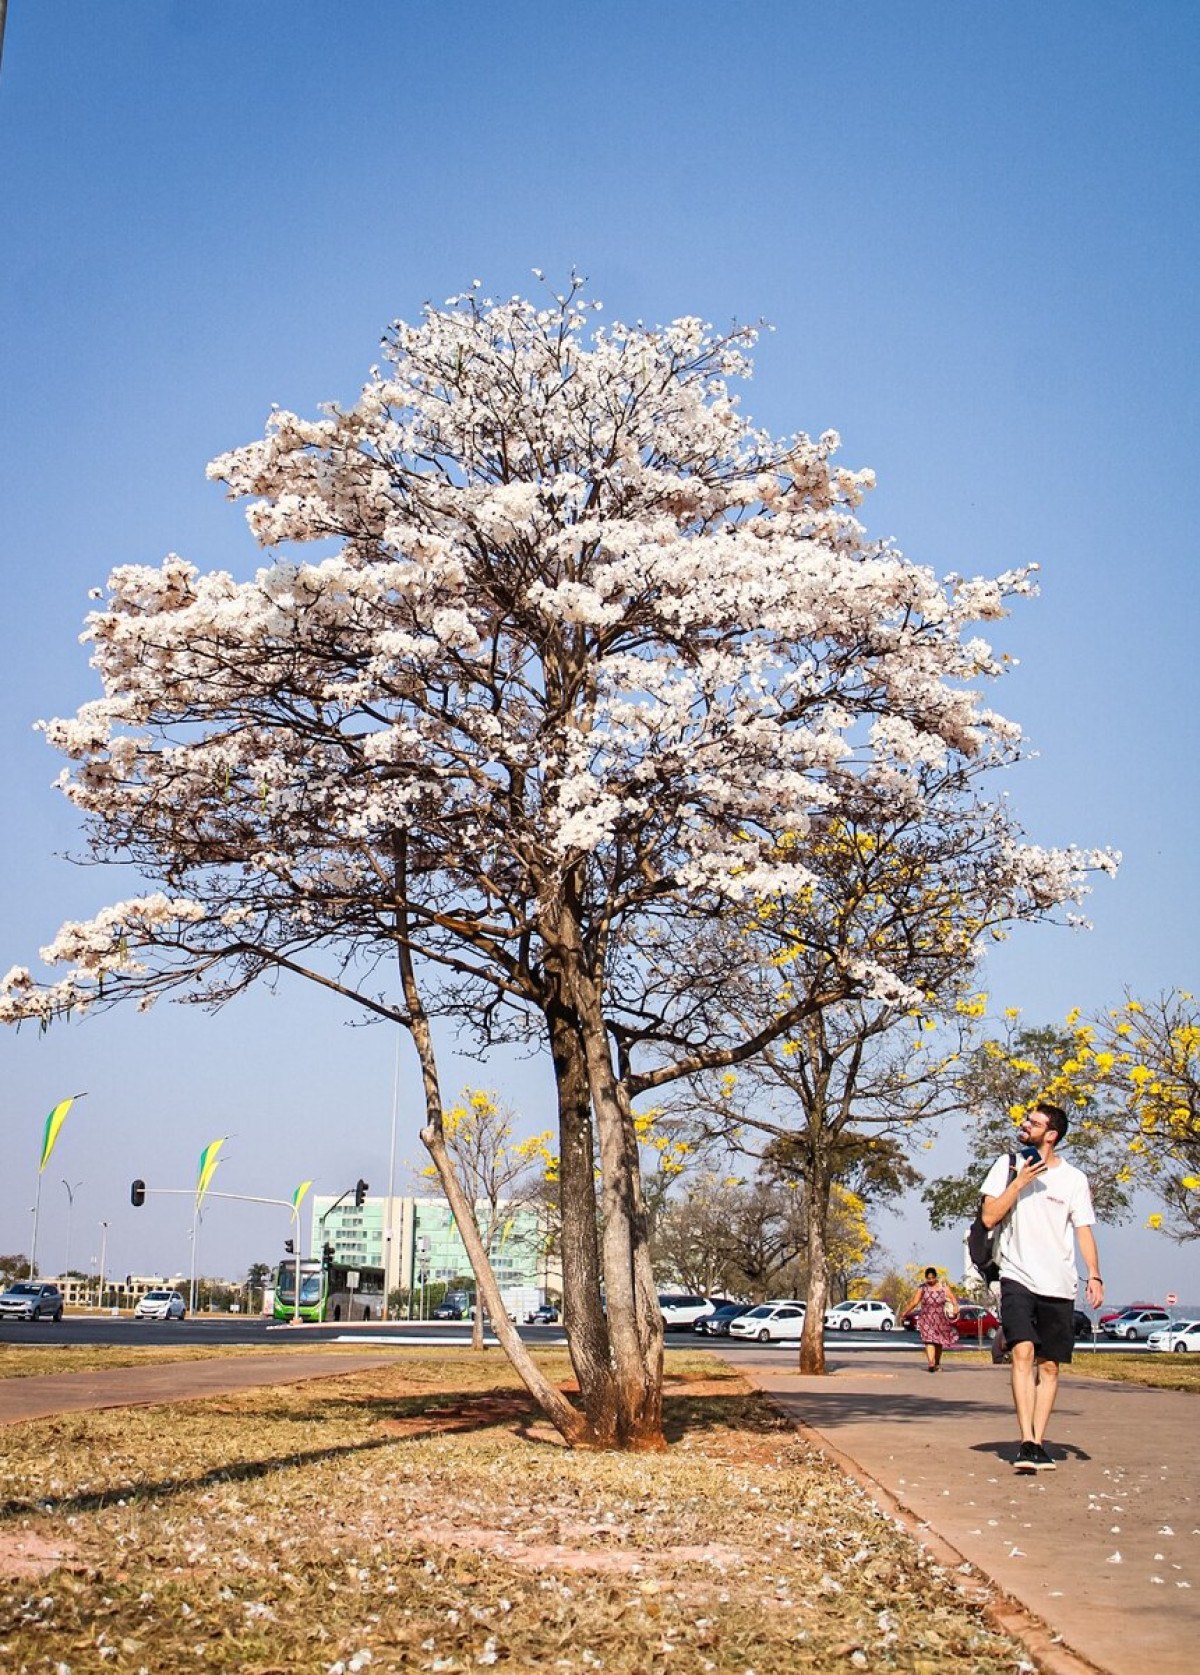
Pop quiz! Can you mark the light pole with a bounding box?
[383,1027,401,1320]
[62,1178,83,1292]
[97,1220,109,1310]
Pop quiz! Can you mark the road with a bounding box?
[0,1316,1150,1354]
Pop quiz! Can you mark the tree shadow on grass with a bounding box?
[0,1376,783,1525]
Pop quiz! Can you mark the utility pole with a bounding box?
[62,1178,83,1291]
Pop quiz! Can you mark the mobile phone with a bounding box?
[1020,1145,1042,1166]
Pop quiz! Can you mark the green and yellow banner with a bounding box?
[291,1179,312,1211]
[195,1136,226,1208]
[38,1096,78,1173]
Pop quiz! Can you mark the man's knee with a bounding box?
[1010,1339,1036,1365]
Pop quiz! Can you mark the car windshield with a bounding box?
[6,1284,38,1296]
[745,1306,771,1318]
[144,1291,171,1301]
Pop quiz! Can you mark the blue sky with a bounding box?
[1,2,1196,1301]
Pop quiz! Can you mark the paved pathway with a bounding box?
[728,1345,1199,1675]
[0,1352,398,1424]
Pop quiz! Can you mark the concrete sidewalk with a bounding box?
[0,1352,399,1424]
[729,1346,1199,1675]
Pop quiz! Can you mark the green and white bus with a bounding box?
[272,1256,386,1323]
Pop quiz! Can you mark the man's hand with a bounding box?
[1013,1156,1047,1191]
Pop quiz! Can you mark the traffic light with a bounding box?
[322,1242,335,1262]
[354,1178,369,1207]
[284,1238,294,1254]
[130,1179,145,1207]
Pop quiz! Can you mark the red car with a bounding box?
[902,1302,998,1341]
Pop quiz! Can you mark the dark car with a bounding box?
[432,1301,463,1320]
[0,1281,64,1321]
[693,1302,752,1336]
[526,1304,559,1324]
[1074,1310,1095,1338]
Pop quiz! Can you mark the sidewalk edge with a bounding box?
[750,1378,1110,1675]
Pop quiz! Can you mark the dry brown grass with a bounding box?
[1063,1350,1200,1393]
[0,1342,389,1381]
[0,1349,1034,1672]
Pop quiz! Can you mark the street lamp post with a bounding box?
[62,1178,83,1296]
[98,1220,109,1310]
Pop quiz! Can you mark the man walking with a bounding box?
[980,1099,1103,1473]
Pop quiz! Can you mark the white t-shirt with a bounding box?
[981,1153,1096,1299]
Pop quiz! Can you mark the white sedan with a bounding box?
[133,1288,187,1321]
[1147,1319,1200,1352]
[728,1302,806,1342]
[823,1299,896,1332]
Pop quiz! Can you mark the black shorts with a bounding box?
[999,1279,1076,1364]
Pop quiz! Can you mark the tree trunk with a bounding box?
[797,1150,832,1376]
[546,996,621,1446]
[394,892,592,1447]
[549,899,665,1449]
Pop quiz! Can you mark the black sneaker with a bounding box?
[1029,1443,1056,1470]
[1013,1441,1040,1473]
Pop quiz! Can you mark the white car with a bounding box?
[823,1299,896,1332]
[657,1293,715,1329]
[728,1301,806,1342]
[1147,1319,1200,1353]
[134,1288,187,1321]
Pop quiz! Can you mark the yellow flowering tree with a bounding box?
[419,1088,553,1348]
[1084,992,1200,1239]
[922,1013,1135,1233]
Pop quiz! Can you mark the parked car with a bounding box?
[0,1281,64,1321]
[1147,1319,1200,1353]
[657,1293,714,1329]
[948,1303,999,1341]
[1099,1301,1159,1327]
[694,1302,753,1336]
[728,1302,807,1342]
[824,1299,896,1332]
[432,1301,464,1320]
[133,1288,186,1321]
[1073,1310,1096,1338]
[1100,1307,1172,1341]
[526,1304,559,1324]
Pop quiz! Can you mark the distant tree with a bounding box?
[653,1172,805,1298]
[246,1261,272,1313]
[0,1252,31,1287]
[922,1018,1136,1233]
[1086,993,1200,1239]
[417,1089,550,1348]
[0,282,1111,1447]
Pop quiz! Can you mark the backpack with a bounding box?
[966,1153,1016,1283]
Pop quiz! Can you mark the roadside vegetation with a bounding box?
[1063,1352,1200,1394]
[0,1342,382,1380]
[0,1349,1031,1673]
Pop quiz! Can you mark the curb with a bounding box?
[752,1381,1110,1675]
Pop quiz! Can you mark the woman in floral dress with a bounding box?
[901,1266,960,1371]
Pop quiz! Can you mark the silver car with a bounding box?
[0,1281,64,1321]
[134,1288,187,1321]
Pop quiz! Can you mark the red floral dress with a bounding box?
[914,1282,960,1348]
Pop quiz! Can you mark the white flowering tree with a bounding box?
[2,278,1113,1448]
